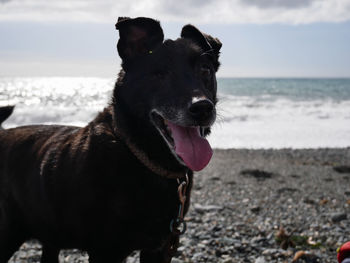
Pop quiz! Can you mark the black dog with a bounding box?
[0,17,221,263]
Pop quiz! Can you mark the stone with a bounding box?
[331,212,347,223]
[250,206,261,213]
[240,169,274,180]
[193,203,223,213]
[254,257,267,263]
[171,258,184,263]
[333,165,350,174]
[262,248,283,255]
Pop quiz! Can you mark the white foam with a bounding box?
[209,94,350,148]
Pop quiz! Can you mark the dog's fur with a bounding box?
[0,106,14,130]
[0,17,221,263]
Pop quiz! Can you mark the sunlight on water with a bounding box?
[1,77,114,127]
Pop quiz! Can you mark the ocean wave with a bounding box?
[1,77,350,149]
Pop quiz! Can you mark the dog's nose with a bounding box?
[188,99,214,119]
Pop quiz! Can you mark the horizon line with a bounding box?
[1,75,350,79]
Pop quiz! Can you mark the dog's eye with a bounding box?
[200,65,211,77]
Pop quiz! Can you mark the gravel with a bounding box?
[9,148,350,263]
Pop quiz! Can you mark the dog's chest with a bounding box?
[118,174,179,222]
[89,175,180,249]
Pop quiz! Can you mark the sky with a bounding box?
[0,0,350,78]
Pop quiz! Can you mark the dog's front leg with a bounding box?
[88,250,130,263]
[40,244,59,263]
[140,249,172,263]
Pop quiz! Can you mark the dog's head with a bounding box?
[114,17,221,172]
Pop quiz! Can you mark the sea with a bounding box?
[1,77,350,149]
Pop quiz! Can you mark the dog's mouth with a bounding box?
[151,111,213,171]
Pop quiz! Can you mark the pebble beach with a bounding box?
[9,148,350,263]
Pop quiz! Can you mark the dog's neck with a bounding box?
[92,107,186,178]
[107,89,189,179]
[114,128,188,179]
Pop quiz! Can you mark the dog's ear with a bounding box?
[181,25,222,70]
[115,17,164,62]
[0,105,14,125]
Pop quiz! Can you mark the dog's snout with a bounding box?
[188,99,214,119]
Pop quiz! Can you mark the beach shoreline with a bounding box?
[9,147,350,263]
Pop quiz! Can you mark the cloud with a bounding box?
[239,0,315,9]
[0,0,349,24]
[157,0,216,17]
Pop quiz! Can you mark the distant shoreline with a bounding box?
[1,76,350,79]
[213,147,350,150]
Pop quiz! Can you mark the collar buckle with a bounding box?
[170,173,189,235]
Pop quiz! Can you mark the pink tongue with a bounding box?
[167,122,213,171]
